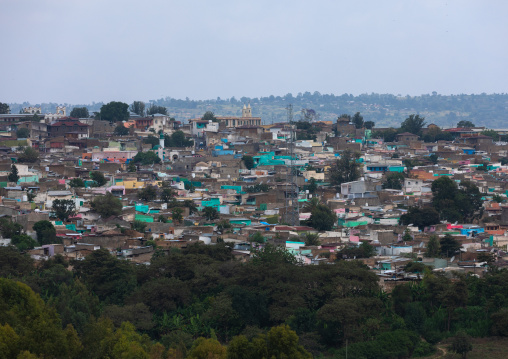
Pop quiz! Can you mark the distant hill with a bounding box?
[9,92,508,128]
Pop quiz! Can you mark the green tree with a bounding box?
[242,155,255,170]
[451,331,473,359]
[70,107,89,118]
[490,309,508,336]
[90,171,107,187]
[33,220,58,245]
[382,172,405,190]
[307,204,336,231]
[130,101,146,117]
[143,135,160,147]
[69,178,85,188]
[113,125,129,136]
[91,192,123,217]
[431,176,460,220]
[244,183,270,193]
[11,234,38,251]
[440,234,461,257]
[8,164,19,183]
[352,112,364,129]
[0,102,10,114]
[481,129,498,140]
[359,241,375,257]
[217,219,231,233]
[400,114,426,135]
[99,101,130,123]
[138,185,157,201]
[429,153,439,164]
[339,242,376,259]
[147,104,168,115]
[102,303,154,332]
[52,199,75,221]
[127,162,137,172]
[16,127,30,138]
[403,228,412,241]
[18,147,39,163]
[399,206,440,230]
[202,111,218,122]
[203,207,219,221]
[329,150,361,186]
[172,208,183,223]
[457,180,483,222]
[132,151,161,165]
[0,246,34,277]
[425,235,441,258]
[250,232,265,244]
[372,128,398,142]
[457,120,475,128]
[304,232,320,246]
[302,196,321,213]
[48,279,100,335]
[187,337,226,359]
[251,244,300,265]
[364,120,375,129]
[132,220,147,233]
[0,278,82,358]
[432,177,482,222]
[477,251,496,266]
[0,217,23,238]
[73,249,136,304]
[160,187,175,203]
[164,130,193,147]
[0,323,19,358]
[228,325,312,359]
[26,189,36,202]
[307,178,317,194]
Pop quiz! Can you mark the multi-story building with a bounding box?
[47,118,89,138]
[188,104,262,129]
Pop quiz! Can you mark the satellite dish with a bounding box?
[419,242,424,247]
[450,256,455,262]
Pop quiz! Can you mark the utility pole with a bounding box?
[284,104,299,226]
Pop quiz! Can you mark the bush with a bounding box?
[16,128,30,138]
[91,193,123,217]
[18,147,39,163]
[90,171,107,187]
[412,341,435,357]
[69,178,85,188]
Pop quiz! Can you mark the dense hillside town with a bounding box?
[1,100,508,358]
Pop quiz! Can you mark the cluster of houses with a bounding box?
[1,104,508,286]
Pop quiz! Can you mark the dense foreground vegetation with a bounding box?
[1,243,508,358]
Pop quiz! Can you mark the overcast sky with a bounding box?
[1,0,507,104]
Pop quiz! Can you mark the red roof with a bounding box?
[50,121,89,127]
[443,127,475,132]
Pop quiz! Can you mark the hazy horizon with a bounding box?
[2,0,507,104]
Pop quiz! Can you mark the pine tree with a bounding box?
[425,235,441,258]
[8,164,19,183]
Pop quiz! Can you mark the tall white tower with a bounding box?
[158,132,165,162]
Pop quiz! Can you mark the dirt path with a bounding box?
[434,344,449,358]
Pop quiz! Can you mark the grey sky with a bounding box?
[1,0,507,104]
